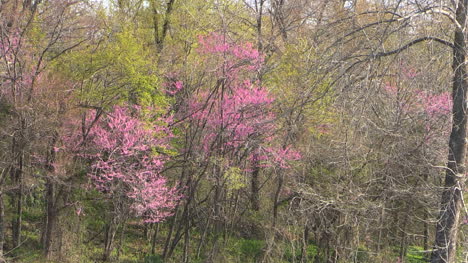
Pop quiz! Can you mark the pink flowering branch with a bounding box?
[63,106,181,223]
[180,33,300,171]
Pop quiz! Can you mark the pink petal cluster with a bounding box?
[415,91,452,118]
[383,83,452,141]
[184,33,300,170]
[251,146,302,169]
[197,33,264,79]
[65,106,181,223]
[383,84,452,119]
[164,80,184,95]
[189,80,275,153]
[0,29,38,98]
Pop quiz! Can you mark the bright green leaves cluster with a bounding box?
[224,167,247,191]
[56,27,166,109]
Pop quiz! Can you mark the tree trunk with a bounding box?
[273,174,284,227]
[104,220,117,261]
[301,225,309,263]
[116,220,127,260]
[11,149,23,248]
[43,178,57,259]
[183,220,190,263]
[42,132,60,258]
[151,223,160,255]
[398,215,408,263]
[152,0,175,53]
[251,155,260,211]
[0,191,4,262]
[162,207,178,260]
[431,1,468,262]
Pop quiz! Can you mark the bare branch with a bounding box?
[373,36,454,58]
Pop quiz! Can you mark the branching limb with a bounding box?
[373,36,454,58]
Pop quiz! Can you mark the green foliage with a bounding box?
[406,246,427,263]
[224,167,247,191]
[0,99,12,120]
[355,246,370,262]
[144,254,164,263]
[239,239,264,260]
[283,243,318,262]
[56,27,166,109]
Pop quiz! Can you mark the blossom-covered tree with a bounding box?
[61,105,181,260]
[186,33,300,170]
[172,33,301,227]
[79,106,180,223]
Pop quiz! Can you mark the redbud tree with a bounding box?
[64,106,181,223]
[182,32,300,174]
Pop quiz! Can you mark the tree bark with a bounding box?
[104,219,117,261]
[0,190,4,262]
[41,132,61,259]
[11,147,23,249]
[273,173,284,227]
[251,155,260,211]
[152,0,176,53]
[43,178,57,259]
[431,1,468,262]
[151,223,160,255]
[300,225,309,263]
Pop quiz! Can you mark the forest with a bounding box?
[0,0,467,262]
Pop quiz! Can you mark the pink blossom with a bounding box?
[65,106,181,223]
[182,32,300,171]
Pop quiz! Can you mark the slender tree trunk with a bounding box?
[11,149,23,248]
[0,190,4,262]
[301,225,309,263]
[42,132,60,258]
[162,207,179,259]
[273,174,284,227]
[104,219,117,261]
[43,179,57,259]
[183,219,190,263]
[399,215,408,263]
[431,1,468,262]
[151,223,160,255]
[152,0,176,53]
[251,155,260,211]
[377,204,385,253]
[423,174,430,260]
[255,0,264,51]
[424,218,429,260]
[144,223,149,241]
[116,220,127,260]
[196,209,212,259]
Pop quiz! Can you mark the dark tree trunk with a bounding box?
[431,1,468,262]
[162,207,178,260]
[301,225,309,263]
[43,178,57,259]
[424,207,429,261]
[152,0,176,53]
[104,220,117,261]
[273,174,284,227]
[42,132,59,258]
[151,223,160,255]
[0,191,4,261]
[398,215,408,262]
[11,149,23,248]
[183,219,190,263]
[251,155,260,211]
